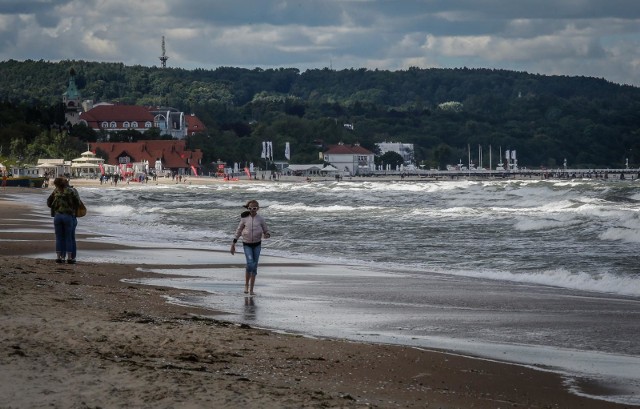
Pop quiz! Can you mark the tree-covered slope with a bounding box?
[1,59,639,169]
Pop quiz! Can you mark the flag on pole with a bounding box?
[285,142,290,160]
[267,141,273,160]
[505,150,510,160]
[261,141,266,159]
[511,150,516,160]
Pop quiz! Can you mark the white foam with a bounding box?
[432,266,640,297]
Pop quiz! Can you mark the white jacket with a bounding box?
[234,214,269,244]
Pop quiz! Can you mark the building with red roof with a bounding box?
[185,113,207,136]
[79,103,207,140]
[323,142,375,176]
[63,69,206,139]
[89,140,203,176]
[80,104,156,133]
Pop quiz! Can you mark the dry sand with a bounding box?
[0,188,633,408]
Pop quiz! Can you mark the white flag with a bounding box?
[268,141,273,160]
[261,141,266,159]
[285,142,290,160]
[511,150,516,160]
[505,150,510,160]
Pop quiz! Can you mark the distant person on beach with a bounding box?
[230,200,270,295]
[47,177,80,264]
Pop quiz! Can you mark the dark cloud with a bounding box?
[0,0,638,86]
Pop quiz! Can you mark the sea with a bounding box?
[16,177,640,405]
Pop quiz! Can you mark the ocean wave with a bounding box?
[267,203,383,212]
[600,227,640,243]
[431,266,640,297]
[514,217,582,232]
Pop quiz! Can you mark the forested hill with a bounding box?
[1,59,640,169]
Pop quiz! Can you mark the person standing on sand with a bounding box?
[230,200,270,295]
[66,180,81,262]
[47,177,80,264]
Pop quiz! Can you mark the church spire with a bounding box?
[63,68,81,126]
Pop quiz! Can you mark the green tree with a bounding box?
[376,151,405,169]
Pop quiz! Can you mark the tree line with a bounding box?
[1,59,640,171]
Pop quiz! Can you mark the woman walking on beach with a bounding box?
[230,200,270,295]
[47,177,80,264]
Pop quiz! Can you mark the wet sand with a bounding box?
[0,187,634,408]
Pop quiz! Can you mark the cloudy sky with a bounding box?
[1,0,639,86]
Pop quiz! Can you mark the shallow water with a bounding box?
[14,178,640,405]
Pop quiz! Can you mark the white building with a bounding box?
[70,150,108,178]
[36,158,71,178]
[323,142,375,176]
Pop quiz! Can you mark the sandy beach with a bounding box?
[0,185,635,408]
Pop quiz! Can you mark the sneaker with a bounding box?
[67,259,76,264]
[55,258,64,264]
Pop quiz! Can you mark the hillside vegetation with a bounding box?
[1,59,639,170]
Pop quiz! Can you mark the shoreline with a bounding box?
[12,169,638,190]
[0,188,635,408]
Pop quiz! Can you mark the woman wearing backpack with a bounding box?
[47,177,80,264]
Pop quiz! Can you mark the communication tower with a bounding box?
[159,36,169,68]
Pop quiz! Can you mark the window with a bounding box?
[101,122,108,128]
[110,121,117,128]
[123,121,130,128]
[131,121,138,128]
[145,121,152,128]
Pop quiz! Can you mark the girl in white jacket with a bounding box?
[230,200,270,295]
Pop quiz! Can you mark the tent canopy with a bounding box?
[321,164,339,172]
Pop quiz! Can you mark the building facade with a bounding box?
[376,141,415,165]
[63,70,205,139]
[323,143,375,176]
[90,140,203,176]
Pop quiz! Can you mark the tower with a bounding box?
[159,36,169,68]
[63,68,81,126]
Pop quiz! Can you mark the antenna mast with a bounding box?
[159,36,169,68]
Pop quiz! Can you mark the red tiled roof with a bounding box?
[80,105,155,125]
[90,141,203,170]
[325,144,374,155]
[185,114,207,134]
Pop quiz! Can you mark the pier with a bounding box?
[368,168,640,181]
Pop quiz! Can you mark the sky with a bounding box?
[1,0,639,86]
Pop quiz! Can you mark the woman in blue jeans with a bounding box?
[47,177,80,264]
[230,200,270,295]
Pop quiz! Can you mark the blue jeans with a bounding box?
[243,244,262,275]
[70,216,77,259]
[53,213,75,258]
